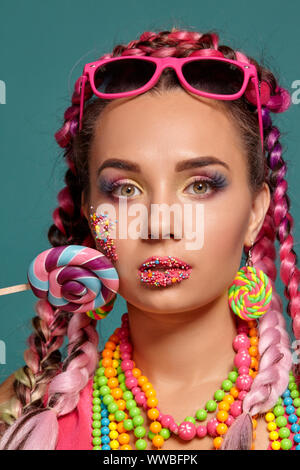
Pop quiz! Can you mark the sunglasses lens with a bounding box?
[182,59,245,96]
[94,58,156,94]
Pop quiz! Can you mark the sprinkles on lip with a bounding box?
[138,256,192,287]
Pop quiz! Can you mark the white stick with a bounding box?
[0,283,31,296]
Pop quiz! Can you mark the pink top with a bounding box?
[43,375,94,450]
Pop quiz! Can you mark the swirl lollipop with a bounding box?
[27,245,119,318]
[228,266,272,321]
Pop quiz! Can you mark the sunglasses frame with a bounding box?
[79,55,264,151]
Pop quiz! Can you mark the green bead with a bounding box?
[92,405,101,413]
[102,394,114,405]
[278,427,290,439]
[133,415,144,427]
[120,383,126,392]
[130,407,141,418]
[294,398,300,407]
[92,412,102,421]
[196,409,207,421]
[99,385,110,396]
[123,419,134,431]
[93,383,98,390]
[92,420,101,429]
[92,429,101,437]
[92,398,101,405]
[275,416,287,428]
[148,430,156,440]
[228,371,238,383]
[291,390,300,399]
[289,383,297,391]
[289,375,296,382]
[123,391,133,401]
[134,426,146,438]
[92,437,102,446]
[280,438,292,450]
[126,399,136,409]
[97,366,105,375]
[214,390,225,402]
[135,439,147,450]
[160,428,171,439]
[184,416,196,424]
[273,405,285,417]
[107,402,119,414]
[296,407,300,417]
[117,366,123,375]
[93,446,101,450]
[222,379,233,392]
[118,373,126,383]
[206,400,217,412]
[97,376,108,387]
[92,390,100,397]
[275,397,283,406]
[115,410,126,422]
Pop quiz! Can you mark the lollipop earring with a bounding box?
[228,242,273,321]
[89,206,118,262]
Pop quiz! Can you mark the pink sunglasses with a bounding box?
[79,55,265,151]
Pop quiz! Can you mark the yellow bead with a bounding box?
[112,359,119,368]
[108,413,115,421]
[267,422,277,432]
[269,431,279,441]
[108,422,117,431]
[109,430,119,440]
[271,440,281,450]
[113,351,120,359]
[265,412,275,423]
[110,439,119,450]
[120,444,132,450]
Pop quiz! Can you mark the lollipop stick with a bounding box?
[0,283,31,296]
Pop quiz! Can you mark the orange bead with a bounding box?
[252,371,258,379]
[147,397,158,408]
[152,435,164,448]
[102,349,113,358]
[249,346,258,357]
[145,388,156,398]
[148,408,159,420]
[229,387,239,399]
[249,328,257,337]
[250,357,258,370]
[218,401,230,412]
[107,377,119,389]
[217,410,228,422]
[111,388,123,399]
[150,421,162,434]
[120,444,132,450]
[118,433,130,445]
[252,414,258,420]
[117,422,126,433]
[216,423,228,435]
[250,336,258,346]
[138,376,148,386]
[142,382,153,393]
[132,368,142,378]
[252,418,257,429]
[102,357,112,368]
[105,367,117,378]
[105,341,117,351]
[223,394,234,405]
[109,334,119,343]
[249,369,255,378]
[248,320,257,328]
[116,399,126,411]
[213,437,223,449]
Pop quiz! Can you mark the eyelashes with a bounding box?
[98,172,228,200]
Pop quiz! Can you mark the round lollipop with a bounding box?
[27,245,119,315]
[228,266,272,321]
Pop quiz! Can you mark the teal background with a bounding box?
[0,0,299,382]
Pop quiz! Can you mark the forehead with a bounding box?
[89,90,246,171]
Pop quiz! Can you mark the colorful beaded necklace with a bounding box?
[91,313,300,450]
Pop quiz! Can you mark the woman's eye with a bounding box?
[112,183,141,198]
[185,179,213,196]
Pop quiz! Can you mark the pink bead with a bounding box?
[207,418,218,437]
[121,313,128,321]
[234,352,251,368]
[124,370,133,378]
[238,390,247,401]
[135,392,146,405]
[119,328,129,338]
[225,415,234,427]
[178,422,196,440]
[232,333,250,352]
[238,366,250,375]
[131,386,141,395]
[170,422,179,433]
[119,342,132,353]
[230,400,242,418]
[236,374,253,392]
[237,325,249,334]
[196,425,207,438]
[125,377,138,389]
[160,415,174,427]
[121,353,131,360]
[121,360,135,371]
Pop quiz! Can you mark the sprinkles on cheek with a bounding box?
[89,206,118,262]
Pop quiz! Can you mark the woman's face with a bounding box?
[82,89,270,314]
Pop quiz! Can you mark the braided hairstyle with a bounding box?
[0,27,299,450]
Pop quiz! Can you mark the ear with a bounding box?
[244,182,271,247]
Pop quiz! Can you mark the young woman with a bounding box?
[0,27,299,451]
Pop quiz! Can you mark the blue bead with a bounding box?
[284,397,293,406]
[101,435,110,444]
[101,409,108,417]
[294,434,300,443]
[286,405,295,415]
[101,418,110,426]
[155,260,159,264]
[101,426,110,435]
[291,423,300,433]
[288,414,298,424]
[102,444,111,450]
[283,390,291,397]
[296,444,300,450]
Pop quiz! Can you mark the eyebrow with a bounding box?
[97,156,230,177]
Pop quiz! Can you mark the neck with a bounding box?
[126,290,239,393]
